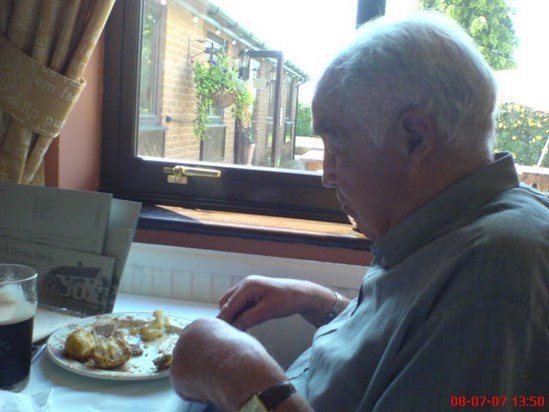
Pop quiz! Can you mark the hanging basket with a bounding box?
[211,90,235,108]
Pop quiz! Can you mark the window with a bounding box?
[284,77,295,144]
[198,33,227,162]
[101,0,548,224]
[137,0,166,158]
[101,0,358,222]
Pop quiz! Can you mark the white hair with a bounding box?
[317,11,498,155]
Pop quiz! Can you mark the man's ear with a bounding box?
[399,107,436,161]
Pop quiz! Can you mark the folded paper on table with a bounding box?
[0,236,115,316]
[104,198,142,310]
[33,308,80,343]
[0,183,141,340]
[0,182,112,255]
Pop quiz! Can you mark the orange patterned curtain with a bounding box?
[0,0,115,185]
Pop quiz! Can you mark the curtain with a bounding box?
[0,0,115,185]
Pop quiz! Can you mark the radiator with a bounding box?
[119,242,368,367]
[120,242,366,303]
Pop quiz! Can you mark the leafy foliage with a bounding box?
[495,103,549,167]
[296,103,313,136]
[418,0,518,70]
[234,81,254,130]
[193,54,253,140]
[419,1,548,167]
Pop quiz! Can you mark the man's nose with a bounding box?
[321,157,336,189]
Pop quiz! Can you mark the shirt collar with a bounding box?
[373,152,519,268]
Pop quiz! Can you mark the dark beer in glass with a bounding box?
[0,264,37,392]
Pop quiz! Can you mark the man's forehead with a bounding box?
[312,72,343,123]
[311,97,337,134]
[312,102,350,141]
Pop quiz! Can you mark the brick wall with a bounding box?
[157,0,298,165]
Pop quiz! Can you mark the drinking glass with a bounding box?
[0,264,38,392]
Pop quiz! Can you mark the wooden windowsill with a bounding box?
[135,204,373,266]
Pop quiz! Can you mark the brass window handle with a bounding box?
[163,165,222,184]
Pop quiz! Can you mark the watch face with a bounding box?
[239,395,269,412]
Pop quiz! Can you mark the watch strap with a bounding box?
[257,381,296,410]
[240,380,297,412]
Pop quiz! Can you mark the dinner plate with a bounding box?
[46,312,190,381]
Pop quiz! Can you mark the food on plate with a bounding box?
[92,335,132,369]
[93,320,117,337]
[64,328,95,361]
[153,353,173,371]
[139,309,172,341]
[129,343,144,356]
[62,310,178,372]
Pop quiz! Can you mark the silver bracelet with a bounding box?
[325,291,344,322]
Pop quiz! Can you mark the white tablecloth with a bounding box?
[20,294,218,412]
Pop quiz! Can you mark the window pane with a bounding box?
[137,0,357,174]
[101,0,359,222]
[386,0,549,191]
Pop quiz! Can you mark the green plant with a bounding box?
[193,54,253,140]
[495,102,549,167]
[234,81,254,130]
[296,103,313,136]
[418,0,518,70]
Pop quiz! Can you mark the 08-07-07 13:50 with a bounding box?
[450,395,546,408]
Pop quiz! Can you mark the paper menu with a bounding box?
[0,182,112,255]
[0,236,115,316]
[107,198,142,233]
[103,198,142,311]
[0,183,141,332]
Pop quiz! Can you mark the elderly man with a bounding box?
[170,11,549,412]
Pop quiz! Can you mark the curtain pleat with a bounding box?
[0,0,115,185]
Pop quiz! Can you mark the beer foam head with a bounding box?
[0,285,36,323]
[0,284,25,304]
[0,285,23,322]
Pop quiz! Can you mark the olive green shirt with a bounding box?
[287,153,549,411]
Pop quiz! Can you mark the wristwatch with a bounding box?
[239,381,297,412]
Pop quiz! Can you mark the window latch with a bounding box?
[163,165,222,184]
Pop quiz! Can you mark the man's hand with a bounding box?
[217,275,348,329]
[170,317,289,410]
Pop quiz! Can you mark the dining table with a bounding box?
[17,293,219,412]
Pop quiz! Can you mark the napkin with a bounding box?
[46,387,210,412]
[33,308,81,343]
[0,389,52,412]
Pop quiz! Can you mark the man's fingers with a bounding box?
[218,289,257,324]
[232,301,275,330]
[218,285,238,308]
